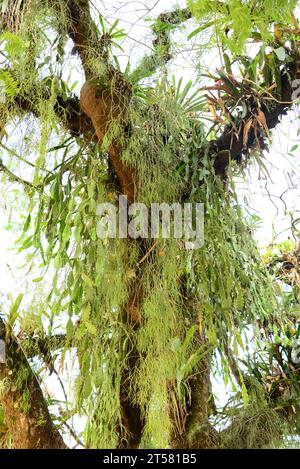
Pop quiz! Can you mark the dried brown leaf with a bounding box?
[243,118,253,146]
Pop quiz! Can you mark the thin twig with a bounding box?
[0,158,38,189]
[136,239,159,266]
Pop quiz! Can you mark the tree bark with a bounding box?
[0,319,67,449]
[1,0,299,450]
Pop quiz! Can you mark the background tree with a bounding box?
[0,0,299,449]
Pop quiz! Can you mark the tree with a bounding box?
[0,0,299,449]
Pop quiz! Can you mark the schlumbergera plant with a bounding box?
[0,0,299,449]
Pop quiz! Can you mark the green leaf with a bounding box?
[290,144,299,153]
[182,325,198,353]
[19,235,33,251]
[0,32,29,58]
[23,213,31,233]
[9,293,23,327]
[188,21,214,39]
[108,19,120,35]
[62,224,71,243]
[85,322,97,336]
[66,318,73,338]
[32,277,43,283]
[81,273,94,288]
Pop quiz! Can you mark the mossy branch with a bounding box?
[211,53,300,177]
[131,8,192,83]
[0,317,67,449]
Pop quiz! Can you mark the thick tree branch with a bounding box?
[10,90,94,139]
[131,8,192,83]
[185,348,219,449]
[53,1,136,200]
[211,56,300,176]
[63,0,115,80]
[22,334,67,359]
[171,341,220,449]
[0,318,67,448]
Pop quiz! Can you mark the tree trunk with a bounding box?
[0,319,66,449]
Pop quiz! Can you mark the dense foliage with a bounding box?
[0,0,299,449]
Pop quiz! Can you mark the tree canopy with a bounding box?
[0,0,299,449]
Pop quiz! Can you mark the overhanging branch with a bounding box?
[210,57,300,177]
[131,8,192,83]
[0,158,37,189]
[23,334,67,359]
[11,90,94,139]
